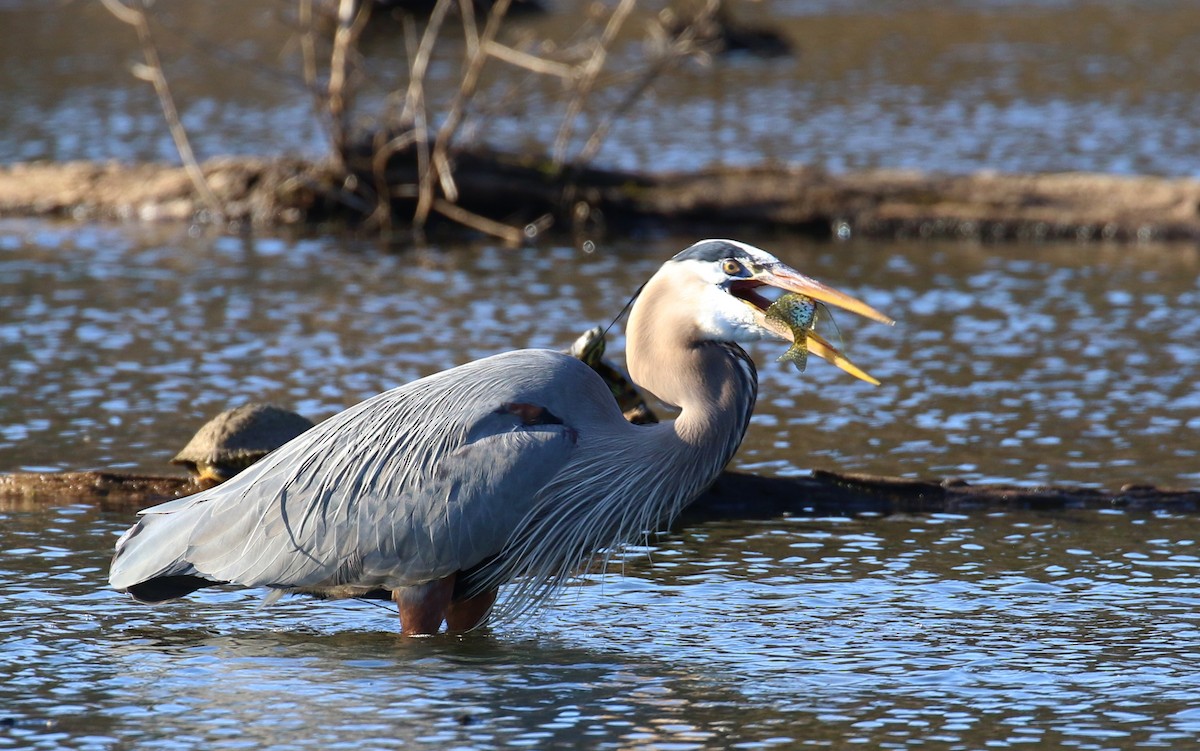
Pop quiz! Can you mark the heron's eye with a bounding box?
[722,259,745,276]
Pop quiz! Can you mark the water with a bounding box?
[4,504,1200,749]
[4,0,1200,747]
[2,223,1199,748]
[2,1,1199,176]
[2,223,1197,487]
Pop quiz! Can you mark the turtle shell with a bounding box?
[171,403,315,482]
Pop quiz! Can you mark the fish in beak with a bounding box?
[731,262,894,385]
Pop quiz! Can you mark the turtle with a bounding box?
[172,403,315,484]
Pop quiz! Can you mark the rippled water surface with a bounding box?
[5,503,1200,749]
[4,0,1200,746]
[2,223,1200,749]
[2,223,1198,487]
[3,0,1199,176]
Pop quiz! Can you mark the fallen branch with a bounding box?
[6,157,1200,243]
[4,468,1196,517]
[432,197,524,245]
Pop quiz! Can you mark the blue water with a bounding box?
[2,225,1199,749]
[4,503,1200,750]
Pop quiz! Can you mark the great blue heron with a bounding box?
[110,239,892,635]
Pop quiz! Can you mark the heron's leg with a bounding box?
[445,588,497,634]
[393,577,455,636]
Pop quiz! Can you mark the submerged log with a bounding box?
[3,155,1200,242]
[0,471,207,513]
[685,470,1200,520]
[4,468,1197,517]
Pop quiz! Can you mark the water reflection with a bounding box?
[96,629,743,750]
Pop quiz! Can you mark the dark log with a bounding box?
[0,471,206,513]
[685,470,1200,521]
[5,468,1197,517]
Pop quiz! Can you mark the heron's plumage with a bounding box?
[110,239,889,631]
[111,350,614,601]
[466,340,757,617]
[670,238,774,266]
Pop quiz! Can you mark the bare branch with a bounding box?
[432,198,524,246]
[400,0,454,126]
[98,0,141,25]
[327,0,372,168]
[367,12,435,235]
[485,41,577,80]
[415,0,514,227]
[395,0,456,237]
[297,0,321,109]
[575,0,716,167]
[458,0,480,60]
[551,0,636,169]
[99,0,225,223]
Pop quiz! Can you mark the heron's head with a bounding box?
[638,239,894,384]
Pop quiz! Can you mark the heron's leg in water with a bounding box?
[393,577,454,636]
[445,588,497,633]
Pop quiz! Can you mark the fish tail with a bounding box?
[776,345,809,371]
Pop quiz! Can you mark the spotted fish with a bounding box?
[765,293,881,386]
[765,292,818,372]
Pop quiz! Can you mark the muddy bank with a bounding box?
[3,156,1200,241]
[0,158,331,228]
[4,468,1196,517]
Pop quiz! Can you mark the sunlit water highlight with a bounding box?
[3,1,1200,741]
[3,1,1199,177]
[4,504,1200,749]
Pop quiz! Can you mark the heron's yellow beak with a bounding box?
[804,330,881,386]
[757,265,894,326]
[751,264,894,385]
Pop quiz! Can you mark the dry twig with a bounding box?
[551,0,637,169]
[326,0,372,170]
[297,0,326,138]
[99,0,225,223]
[575,0,717,166]
[432,199,524,246]
[416,0,516,228]
[405,0,455,222]
[484,41,577,80]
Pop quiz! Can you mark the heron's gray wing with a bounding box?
[110,350,606,596]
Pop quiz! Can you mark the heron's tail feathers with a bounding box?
[109,511,224,603]
[123,574,219,603]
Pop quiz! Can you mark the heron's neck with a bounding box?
[626,291,758,489]
[642,340,757,466]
